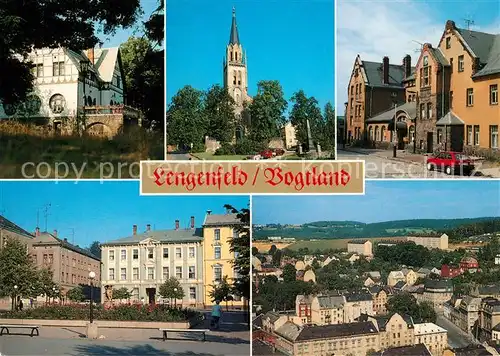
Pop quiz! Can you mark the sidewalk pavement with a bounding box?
[340,147,500,177]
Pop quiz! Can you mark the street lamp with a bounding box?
[89,271,96,324]
[391,92,398,158]
[14,285,18,311]
[79,60,90,134]
[173,288,178,308]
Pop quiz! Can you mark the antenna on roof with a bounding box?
[464,18,475,30]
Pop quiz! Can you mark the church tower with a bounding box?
[223,7,249,116]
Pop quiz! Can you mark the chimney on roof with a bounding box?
[133,225,137,235]
[403,54,411,79]
[146,224,151,232]
[87,48,95,65]
[53,229,57,237]
[383,56,389,85]
[190,216,195,229]
[207,210,212,215]
[35,227,40,237]
[175,220,180,230]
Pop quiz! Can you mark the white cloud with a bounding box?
[335,0,497,108]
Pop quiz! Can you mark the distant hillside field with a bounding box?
[286,237,404,251]
[252,217,500,240]
[253,241,293,252]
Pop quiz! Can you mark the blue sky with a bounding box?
[0,181,248,248]
[337,0,500,106]
[167,0,334,113]
[253,180,500,224]
[100,0,162,47]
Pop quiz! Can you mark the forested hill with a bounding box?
[253,217,500,240]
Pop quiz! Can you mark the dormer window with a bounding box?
[446,37,451,49]
[53,62,65,76]
[116,76,121,88]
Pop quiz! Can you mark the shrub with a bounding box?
[214,143,236,156]
[234,139,266,155]
[0,304,200,322]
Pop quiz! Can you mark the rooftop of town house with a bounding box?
[0,215,34,239]
[34,231,100,261]
[451,344,494,356]
[413,322,447,335]
[316,295,345,309]
[358,57,416,89]
[424,279,454,291]
[365,101,417,125]
[203,212,243,226]
[347,239,370,244]
[357,312,414,331]
[101,227,203,246]
[275,321,378,342]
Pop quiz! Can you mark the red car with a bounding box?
[426,151,475,175]
[259,150,274,159]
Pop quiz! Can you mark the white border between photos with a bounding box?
[139,159,366,196]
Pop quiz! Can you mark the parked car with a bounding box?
[272,148,285,156]
[426,151,475,175]
[260,150,274,159]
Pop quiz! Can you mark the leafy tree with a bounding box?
[120,35,164,130]
[290,90,324,151]
[203,85,235,143]
[282,264,297,283]
[269,245,277,255]
[113,287,132,300]
[224,204,250,301]
[66,286,85,302]
[478,236,500,268]
[386,293,436,323]
[159,277,185,305]
[322,103,336,151]
[87,241,101,259]
[0,0,141,106]
[272,249,282,267]
[0,238,40,309]
[167,86,205,150]
[252,246,259,256]
[209,276,233,311]
[249,80,288,143]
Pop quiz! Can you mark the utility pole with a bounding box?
[42,203,51,231]
[464,18,475,30]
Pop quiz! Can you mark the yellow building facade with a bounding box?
[202,212,245,307]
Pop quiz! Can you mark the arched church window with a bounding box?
[233,71,236,85]
[230,52,233,61]
[238,71,241,85]
[236,94,240,104]
[235,52,238,61]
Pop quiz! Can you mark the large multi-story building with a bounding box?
[407,233,449,250]
[359,313,415,350]
[347,240,373,256]
[100,221,204,307]
[414,323,448,356]
[0,215,33,248]
[345,55,413,143]
[30,228,101,299]
[202,211,245,307]
[345,19,499,154]
[274,321,380,356]
[0,47,141,137]
[416,20,499,153]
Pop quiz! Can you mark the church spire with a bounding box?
[229,7,240,45]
